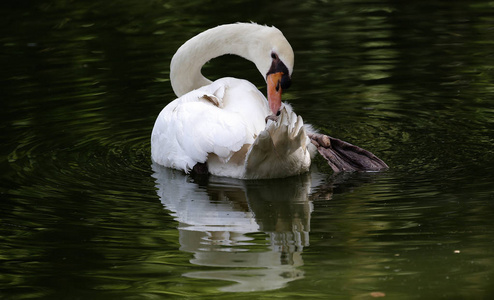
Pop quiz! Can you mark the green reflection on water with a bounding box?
[1,0,494,299]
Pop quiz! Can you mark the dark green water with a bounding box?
[1,0,494,299]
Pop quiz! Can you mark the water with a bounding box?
[1,0,494,298]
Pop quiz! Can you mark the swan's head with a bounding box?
[169,23,294,106]
[251,25,294,115]
[266,51,292,115]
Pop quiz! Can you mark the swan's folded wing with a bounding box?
[151,91,249,172]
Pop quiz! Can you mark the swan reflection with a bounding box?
[152,163,326,292]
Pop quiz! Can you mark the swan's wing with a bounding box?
[151,88,249,172]
[245,106,311,179]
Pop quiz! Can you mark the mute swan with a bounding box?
[151,23,387,179]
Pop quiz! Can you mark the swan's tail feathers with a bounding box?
[245,107,311,179]
[309,133,388,173]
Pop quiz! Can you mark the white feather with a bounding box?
[151,23,311,179]
[152,77,268,174]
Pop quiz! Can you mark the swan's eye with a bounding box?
[281,73,291,90]
[271,52,278,60]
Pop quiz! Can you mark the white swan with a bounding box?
[151,23,388,179]
[151,23,312,179]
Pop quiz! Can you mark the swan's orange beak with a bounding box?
[267,72,283,115]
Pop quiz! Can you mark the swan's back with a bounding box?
[151,77,312,179]
[152,23,312,179]
[151,78,270,177]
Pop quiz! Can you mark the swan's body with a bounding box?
[151,23,312,179]
[151,23,388,178]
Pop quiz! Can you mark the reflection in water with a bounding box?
[152,163,325,292]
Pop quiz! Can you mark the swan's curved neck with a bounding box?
[170,24,277,97]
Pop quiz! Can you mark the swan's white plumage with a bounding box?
[244,106,311,179]
[170,23,294,97]
[151,23,313,179]
[152,78,266,171]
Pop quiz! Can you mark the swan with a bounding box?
[151,23,387,179]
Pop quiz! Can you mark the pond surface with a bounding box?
[1,0,494,299]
